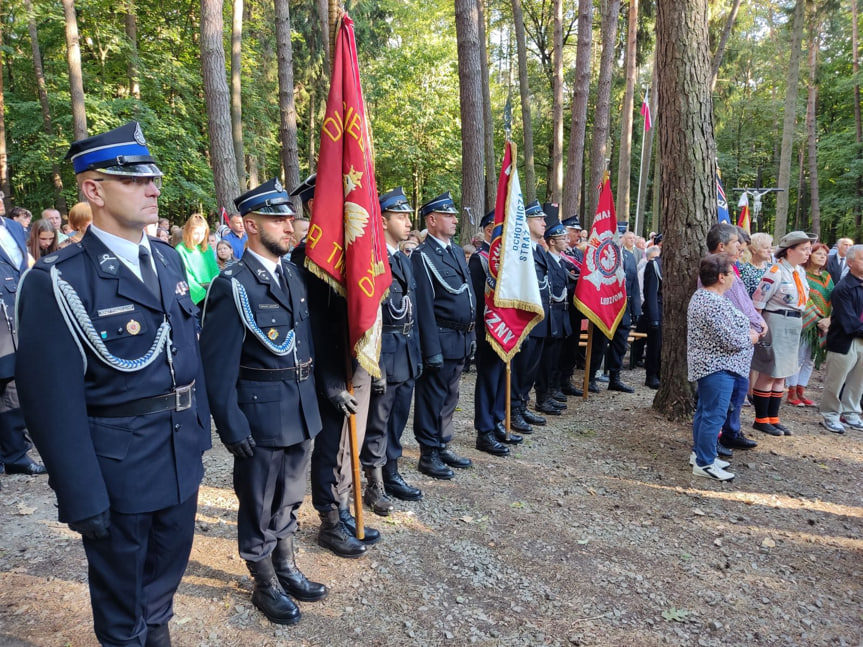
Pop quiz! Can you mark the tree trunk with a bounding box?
[274,0,300,205]
[200,0,240,212]
[477,0,496,211]
[26,0,67,213]
[562,0,592,221]
[549,0,564,203]
[805,0,821,236]
[512,0,537,204]
[455,0,485,243]
[318,0,331,76]
[795,142,806,231]
[231,0,245,189]
[709,0,742,91]
[586,0,620,226]
[854,0,862,239]
[616,0,638,224]
[124,3,140,100]
[61,0,87,141]
[328,0,340,67]
[0,17,9,210]
[773,0,805,240]
[654,0,717,420]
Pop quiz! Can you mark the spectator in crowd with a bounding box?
[215,239,236,270]
[461,243,476,264]
[622,230,644,263]
[9,207,33,233]
[786,242,833,407]
[156,227,170,242]
[399,239,418,257]
[175,213,220,304]
[65,201,93,245]
[688,253,758,481]
[26,218,58,263]
[641,233,663,389]
[751,231,813,436]
[291,217,310,249]
[223,212,248,259]
[41,208,68,244]
[819,244,863,433]
[740,232,774,297]
[826,237,854,285]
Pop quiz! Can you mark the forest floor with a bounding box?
[1,366,862,647]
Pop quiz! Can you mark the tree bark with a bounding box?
[562,0,592,221]
[125,3,140,100]
[0,17,9,211]
[616,0,639,224]
[512,0,537,204]
[854,0,862,239]
[805,0,821,236]
[231,0,245,189]
[477,0,496,211]
[200,0,240,212]
[274,0,300,205]
[61,0,88,141]
[550,0,564,203]
[774,0,806,240]
[709,0,742,91]
[455,0,485,243]
[635,68,657,237]
[586,0,620,226]
[654,0,717,420]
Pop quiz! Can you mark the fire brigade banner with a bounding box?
[484,140,544,362]
[574,177,626,340]
[306,14,391,377]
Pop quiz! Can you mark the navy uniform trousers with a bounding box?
[511,244,550,408]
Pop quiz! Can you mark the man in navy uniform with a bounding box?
[469,209,523,456]
[200,179,326,625]
[0,196,46,485]
[411,192,476,479]
[362,188,423,512]
[15,122,211,647]
[641,233,663,389]
[289,174,380,558]
[558,215,585,395]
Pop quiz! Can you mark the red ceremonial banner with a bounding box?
[573,178,627,339]
[305,14,391,377]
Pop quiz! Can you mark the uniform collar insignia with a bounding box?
[43,255,59,264]
[99,253,120,275]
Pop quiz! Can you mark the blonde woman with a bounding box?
[175,213,219,304]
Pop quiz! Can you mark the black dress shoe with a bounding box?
[720,435,758,450]
[247,560,302,624]
[338,508,381,544]
[4,458,47,475]
[476,431,510,456]
[494,423,523,444]
[317,513,367,558]
[520,408,546,426]
[561,383,583,396]
[588,381,600,394]
[753,421,782,436]
[539,396,566,410]
[418,447,455,479]
[383,470,423,501]
[439,445,472,468]
[645,377,660,389]
[773,422,793,436]
[551,390,568,403]
[536,400,563,415]
[716,443,733,458]
[510,412,533,434]
[608,379,634,393]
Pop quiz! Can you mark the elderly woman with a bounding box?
[688,253,758,481]
[750,231,813,436]
[740,232,774,297]
[175,213,220,304]
[786,242,833,406]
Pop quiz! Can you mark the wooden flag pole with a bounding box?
[582,322,594,400]
[505,359,512,441]
[343,330,365,541]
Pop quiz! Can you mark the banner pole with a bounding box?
[505,359,512,441]
[343,326,365,541]
[582,322,594,400]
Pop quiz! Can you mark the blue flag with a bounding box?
[717,178,730,223]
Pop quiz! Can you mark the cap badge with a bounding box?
[274,178,283,192]
[133,123,147,146]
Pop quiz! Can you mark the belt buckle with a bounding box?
[297,360,312,382]
[175,384,193,411]
[467,322,476,333]
[402,322,412,335]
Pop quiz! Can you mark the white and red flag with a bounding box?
[641,96,652,132]
[737,192,751,234]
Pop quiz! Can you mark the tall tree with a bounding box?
[201,0,240,211]
[61,0,87,141]
[709,0,742,91]
[477,0,496,211]
[805,0,822,235]
[231,0,245,189]
[774,0,806,240]
[512,0,537,203]
[274,0,300,201]
[550,0,564,202]
[0,15,9,211]
[616,0,639,223]
[654,0,717,419]
[854,0,862,239]
[124,3,140,100]
[455,0,486,242]
[586,0,620,224]
[562,0,592,221]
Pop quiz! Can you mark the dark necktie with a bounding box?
[274,265,288,295]
[138,246,160,300]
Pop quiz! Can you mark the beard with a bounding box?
[259,227,291,258]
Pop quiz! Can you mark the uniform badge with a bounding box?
[126,320,142,335]
[43,255,59,264]
[267,328,279,340]
[274,178,283,192]
[175,281,189,296]
[99,254,119,274]
[134,122,147,145]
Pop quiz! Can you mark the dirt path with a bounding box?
[1,369,862,646]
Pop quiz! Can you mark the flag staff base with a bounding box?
[343,330,365,542]
[505,360,511,441]
[581,323,594,400]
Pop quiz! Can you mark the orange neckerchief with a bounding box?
[792,268,806,307]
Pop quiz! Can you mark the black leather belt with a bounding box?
[382,322,414,335]
[88,382,195,418]
[436,318,476,333]
[551,302,568,310]
[239,360,313,382]
[764,309,802,319]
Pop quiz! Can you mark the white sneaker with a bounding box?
[840,416,863,431]
[690,451,730,469]
[692,461,735,481]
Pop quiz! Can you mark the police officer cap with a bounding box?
[480,208,495,228]
[525,200,545,218]
[653,232,663,244]
[562,215,582,230]
[379,187,413,213]
[777,230,817,249]
[420,192,458,217]
[234,178,296,217]
[66,121,162,177]
[544,222,567,239]
[289,174,316,204]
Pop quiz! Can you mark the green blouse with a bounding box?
[175,242,220,304]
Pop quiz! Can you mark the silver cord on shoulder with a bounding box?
[231,278,297,358]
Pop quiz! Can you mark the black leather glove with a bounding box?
[68,509,111,540]
[331,389,359,416]
[468,340,477,361]
[649,320,660,330]
[372,376,387,395]
[425,353,443,373]
[225,435,256,459]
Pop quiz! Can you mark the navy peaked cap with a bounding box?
[562,216,582,230]
[420,192,457,216]
[525,200,545,217]
[235,178,296,216]
[480,209,495,228]
[66,121,162,176]
[379,187,413,213]
[289,174,316,204]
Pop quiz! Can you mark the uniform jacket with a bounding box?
[622,247,642,327]
[200,253,322,448]
[825,272,863,354]
[642,257,663,326]
[411,236,476,361]
[547,253,572,338]
[0,217,28,379]
[15,231,211,523]
[529,244,551,339]
[381,249,421,383]
[468,241,490,334]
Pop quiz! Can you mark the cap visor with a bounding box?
[97,163,163,177]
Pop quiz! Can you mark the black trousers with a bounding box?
[473,339,506,433]
[559,309,585,381]
[645,325,662,381]
[83,492,198,647]
[535,337,563,399]
[413,358,463,448]
[234,441,310,561]
[511,336,544,406]
[0,379,31,466]
[590,325,628,377]
[363,376,415,467]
